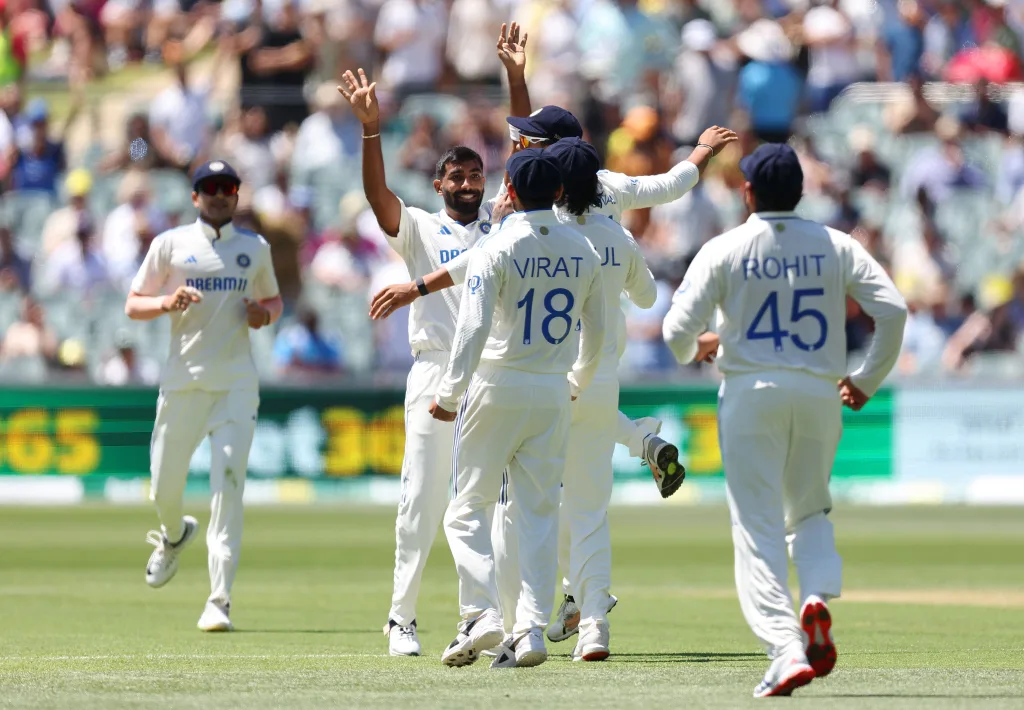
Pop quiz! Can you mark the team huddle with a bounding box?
[126,22,907,699]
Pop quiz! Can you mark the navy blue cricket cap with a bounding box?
[191,159,242,190]
[506,148,564,202]
[507,106,583,141]
[546,137,600,184]
[739,143,803,200]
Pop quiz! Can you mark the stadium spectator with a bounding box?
[801,0,860,113]
[40,213,112,298]
[901,117,988,203]
[899,292,950,375]
[272,305,343,374]
[373,0,446,101]
[922,0,976,79]
[399,114,442,178]
[101,170,168,281]
[880,0,925,82]
[887,74,940,135]
[222,105,278,192]
[366,247,412,375]
[42,168,93,257]
[7,96,74,195]
[665,19,734,148]
[960,79,1009,133]
[621,280,678,377]
[892,219,958,306]
[848,127,892,192]
[446,0,502,86]
[291,81,362,177]
[0,224,29,292]
[733,18,802,143]
[0,294,57,364]
[309,191,376,291]
[99,328,160,385]
[98,111,166,173]
[147,39,216,173]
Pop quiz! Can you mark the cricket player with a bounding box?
[125,159,283,632]
[662,144,906,697]
[369,124,737,650]
[433,148,606,669]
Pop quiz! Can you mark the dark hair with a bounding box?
[435,146,484,180]
[555,174,602,216]
[518,194,557,211]
[752,186,802,213]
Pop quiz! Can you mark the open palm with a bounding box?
[496,22,528,73]
[338,68,379,124]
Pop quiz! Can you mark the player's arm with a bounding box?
[497,22,531,126]
[622,231,658,309]
[662,244,722,364]
[611,127,738,213]
[338,68,402,237]
[245,241,284,329]
[369,248,476,320]
[433,249,500,417]
[842,240,908,406]
[125,236,202,320]
[568,259,607,399]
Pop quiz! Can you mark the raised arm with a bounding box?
[433,250,500,415]
[497,22,531,124]
[339,68,402,237]
[613,126,738,213]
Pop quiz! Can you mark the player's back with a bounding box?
[478,211,602,375]
[557,212,650,379]
[698,214,854,382]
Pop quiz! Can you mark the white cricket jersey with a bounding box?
[390,198,496,355]
[435,210,606,411]
[560,213,657,381]
[591,165,700,222]
[662,212,907,395]
[131,219,280,393]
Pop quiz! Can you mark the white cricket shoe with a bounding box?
[197,601,233,632]
[644,434,685,499]
[752,648,816,698]
[572,622,610,662]
[145,516,198,588]
[800,595,836,677]
[489,636,517,669]
[441,609,504,668]
[546,593,618,642]
[384,620,421,657]
[514,628,547,667]
[482,633,513,659]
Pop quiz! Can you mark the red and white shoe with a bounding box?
[800,595,837,678]
[753,651,816,698]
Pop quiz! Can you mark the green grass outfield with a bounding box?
[1,505,1023,709]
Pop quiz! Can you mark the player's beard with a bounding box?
[443,189,483,216]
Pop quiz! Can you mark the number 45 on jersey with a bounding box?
[746,288,828,352]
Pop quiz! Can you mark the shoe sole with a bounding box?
[546,596,618,643]
[389,649,421,657]
[442,628,505,668]
[515,649,547,667]
[655,444,686,499]
[755,666,816,698]
[801,600,836,678]
[198,622,233,632]
[581,646,610,662]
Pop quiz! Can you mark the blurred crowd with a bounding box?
[3,0,1024,383]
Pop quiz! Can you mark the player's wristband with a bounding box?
[416,277,429,296]
[696,142,716,156]
[362,132,381,140]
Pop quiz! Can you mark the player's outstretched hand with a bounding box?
[838,376,869,411]
[497,22,528,77]
[161,286,202,313]
[244,298,271,329]
[429,399,457,422]
[370,282,419,320]
[694,331,720,363]
[696,126,738,155]
[338,68,379,125]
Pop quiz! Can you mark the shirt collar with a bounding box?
[198,218,236,242]
[438,208,486,228]
[748,211,800,223]
[500,209,560,230]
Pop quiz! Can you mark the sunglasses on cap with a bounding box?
[196,179,239,197]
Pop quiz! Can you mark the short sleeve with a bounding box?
[130,236,170,295]
[252,241,281,300]
[392,198,422,258]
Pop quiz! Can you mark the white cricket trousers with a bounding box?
[389,351,454,626]
[718,371,844,657]
[149,388,259,608]
[447,364,570,636]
